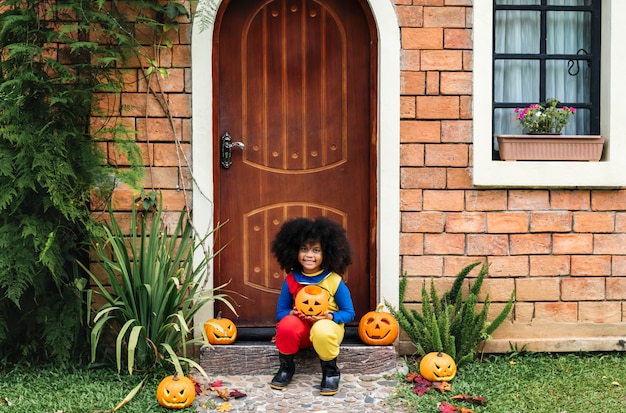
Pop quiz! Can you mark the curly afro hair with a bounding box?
[271,217,353,275]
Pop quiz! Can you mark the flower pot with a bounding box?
[496,134,605,161]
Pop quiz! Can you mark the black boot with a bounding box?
[270,353,295,390]
[320,358,341,396]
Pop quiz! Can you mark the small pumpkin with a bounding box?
[156,372,195,409]
[358,303,399,345]
[204,311,237,345]
[295,285,329,316]
[419,351,457,382]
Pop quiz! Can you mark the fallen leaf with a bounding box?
[438,401,457,413]
[229,389,247,399]
[211,380,224,388]
[215,386,230,400]
[216,402,232,412]
[432,381,451,393]
[412,376,432,396]
[406,372,421,382]
[451,394,487,406]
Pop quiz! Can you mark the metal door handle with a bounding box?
[221,132,245,168]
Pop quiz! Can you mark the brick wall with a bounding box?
[95,0,626,353]
[396,0,626,353]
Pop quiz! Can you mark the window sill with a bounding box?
[496,135,605,162]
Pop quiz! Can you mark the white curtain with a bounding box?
[493,0,591,137]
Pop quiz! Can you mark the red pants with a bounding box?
[275,315,344,361]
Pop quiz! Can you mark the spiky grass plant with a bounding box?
[81,198,234,376]
[386,262,514,367]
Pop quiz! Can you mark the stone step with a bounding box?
[199,343,398,376]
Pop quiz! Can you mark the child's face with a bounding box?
[298,241,323,274]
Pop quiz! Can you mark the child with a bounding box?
[269,217,355,396]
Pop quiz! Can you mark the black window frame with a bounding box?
[492,1,602,148]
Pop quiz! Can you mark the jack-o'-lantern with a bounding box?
[156,372,195,409]
[204,311,237,345]
[358,303,399,345]
[419,351,457,382]
[295,285,329,316]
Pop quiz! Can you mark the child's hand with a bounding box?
[291,307,309,321]
[309,312,333,322]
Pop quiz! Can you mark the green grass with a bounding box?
[389,352,626,413]
[0,364,195,413]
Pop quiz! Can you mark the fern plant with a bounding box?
[386,262,514,367]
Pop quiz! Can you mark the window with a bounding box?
[473,0,626,187]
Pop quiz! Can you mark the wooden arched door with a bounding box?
[214,0,377,327]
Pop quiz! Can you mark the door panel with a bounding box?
[215,0,376,326]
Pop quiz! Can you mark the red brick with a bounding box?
[416,96,459,119]
[488,256,529,277]
[591,190,626,211]
[441,120,472,143]
[561,278,604,301]
[616,213,626,232]
[401,167,445,189]
[401,96,416,118]
[400,121,440,143]
[400,189,423,211]
[459,94,472,118]
[612,257,626,276]
[446,168,472,189]
[165,94,191,117]
[402,256,444,277]
[607,277,626,300]
[152,143,190,167]
[466,234,508,256]
[401,50,421,71]
[509,234,551,255]
[516,278,560,301]
[139,68,185,93]
[108,142,151,166]
[395,5,424,27]
[445,212,485,233]
[530,256,570,276]
[530,211,572,233]
[486,212,529,233]
[159,189,189,210]
[571,255,611,276]
[401,211,445,232]
[579,302,622,323]
[426,71,440,95]
[402,28,443,49]
[476,278,515,302]
[465,190,508,211]
[144,166,191,190]
[425,144,468,167]
[552,234,593,254]
[424,233,465,255]
[400,233,424,255]
[508,190,550,210]
[423,190,465,211]
[172,45,191,66]
[534,302,578,323]
[136,118,182,142]
[420,50,463,71]
[424,6,466,28]
[440,72,472,95]
[573,212,615,233]
[444,28,472,49]
[121,93,167,117]
[594,234,626,254]
[550,190,590,210]
[401,72,426,95]
[400,144,425,167]
[514,302,534,323]
[443,256,487,276]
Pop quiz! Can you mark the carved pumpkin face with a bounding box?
[419,351,457,382]
[156,373,195,409]
[358,303,399,346]
[295,285,329,316]
[204,311,237,345]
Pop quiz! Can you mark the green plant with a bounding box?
[386,262,514,367]
[81,196,235,375]
[514,98,576,134]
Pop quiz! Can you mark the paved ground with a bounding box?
[193,360,409,412]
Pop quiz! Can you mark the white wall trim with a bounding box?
[191,0,400,327]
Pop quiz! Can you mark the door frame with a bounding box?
[191,0,400,328]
